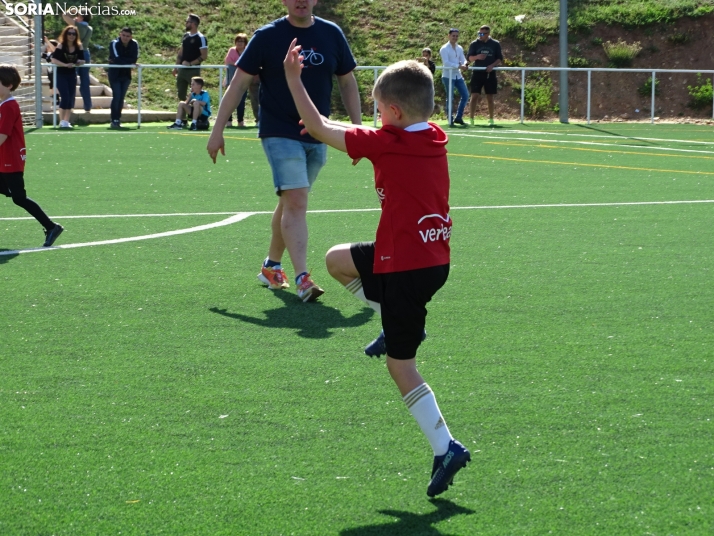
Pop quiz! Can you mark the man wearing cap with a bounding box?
[439,28,469,125]
[467,25,503,125]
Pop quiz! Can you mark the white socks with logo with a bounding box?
[345,278,381,315]
[403,383,452,456]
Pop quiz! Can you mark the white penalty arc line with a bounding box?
[0,212,255,256]
[2,199,713,256]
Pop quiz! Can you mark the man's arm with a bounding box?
[284,40,347,152]
[206,68,254,162]
[62,14,74,26]
[336,72,362,125]
[199,47,208,63]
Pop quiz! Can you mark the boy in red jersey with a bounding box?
[284,41,470,497]
[0,65,63,247]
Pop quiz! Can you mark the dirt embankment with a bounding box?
[486,14,714,123]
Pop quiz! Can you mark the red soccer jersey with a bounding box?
[345,122,451,273]
[0,97,26,172]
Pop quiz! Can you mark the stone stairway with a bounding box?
[0,14,35,125]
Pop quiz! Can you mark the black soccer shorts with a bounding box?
[470,71,498,95]
[350,241,449,360]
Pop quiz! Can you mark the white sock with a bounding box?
[175,119,182,125]
[192,119,197,125]
[403,383,452,456]
[345,278,381,315]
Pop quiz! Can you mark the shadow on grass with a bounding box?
[340,498,475,536]
[209,291,374,339]
[0,249,19,263]
[574,124,657,146]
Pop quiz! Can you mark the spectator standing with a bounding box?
[439,28,469,125]
[50,26,85,128]
[467,25,503,125]
[419,47,436,74]
[108,27,139,129]
[223,33,249,127]
[0,65,64,247]
[174,14,208,101]
[62,11,92,112]
[207,0,362,303]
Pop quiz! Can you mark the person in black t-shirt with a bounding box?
[466,25,503,125]
[173,14,208,100]
[50,26,85,128]
[108,27,140,128]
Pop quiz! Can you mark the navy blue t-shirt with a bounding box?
[237,16,357,143]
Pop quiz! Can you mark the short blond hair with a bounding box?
[373,60,434,119]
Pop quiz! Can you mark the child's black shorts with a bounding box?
[350,241,449,360]
[0,172,26,199]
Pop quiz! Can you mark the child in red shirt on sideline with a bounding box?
[0,65,63,247]
[284,40,470,497]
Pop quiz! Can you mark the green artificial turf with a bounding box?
[1,122,712,535]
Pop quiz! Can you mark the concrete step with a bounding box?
[0,35,30,45]
[0,26,21,36]
[0,45,29,53]
[42,109,175,125]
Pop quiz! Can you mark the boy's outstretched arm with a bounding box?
[284,39,348,153]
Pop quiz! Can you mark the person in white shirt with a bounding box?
[439,28,469,125]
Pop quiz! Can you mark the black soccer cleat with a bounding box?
[427,439,470,497]
[43,224,64,247]
[364,329,426,358]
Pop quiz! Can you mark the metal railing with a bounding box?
[42,63,714,127]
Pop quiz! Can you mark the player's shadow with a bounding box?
[209,291,374,339]
[0,249,19,264]
[340,499,475,536]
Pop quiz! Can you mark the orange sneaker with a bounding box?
[257,265,290,290]
[296,272,324,302]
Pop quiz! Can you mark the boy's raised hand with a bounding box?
[283,38,303,79]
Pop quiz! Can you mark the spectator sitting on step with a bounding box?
[42,37,60,105]
[50,26,85,128]
[167,76,211,131]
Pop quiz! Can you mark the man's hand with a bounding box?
[182,60,191,67]
[172,68,178,77]
[206,131,225,164]
[283,38,303,80]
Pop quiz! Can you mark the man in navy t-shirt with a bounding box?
[207,0,362,303]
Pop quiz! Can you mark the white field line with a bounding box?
[449,132,714,155]
[0,212,254,256]
[2,200,712,256]
[452,129,714,146]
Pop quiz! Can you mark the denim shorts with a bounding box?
[261,137,327,195]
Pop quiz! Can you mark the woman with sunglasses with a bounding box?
[50,26,85,128]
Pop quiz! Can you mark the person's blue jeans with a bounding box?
[441,77,469,121]
[109,75,131,122]
[77,49,92,111]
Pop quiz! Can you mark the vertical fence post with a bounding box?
[587,70,591,125]
[34,4,43,127]
[651,70,656,124]
[448,72,453,126]
[712,74,714,120]
[52,67,57,128]
[373,68,378,127]
[218,66,224,103]
[520,69,525,124]
[137,66,142,129]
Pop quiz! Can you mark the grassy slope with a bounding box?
[42,0,714,113]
